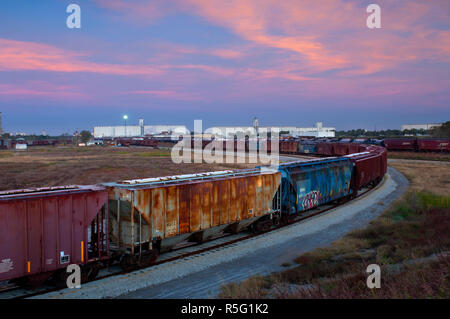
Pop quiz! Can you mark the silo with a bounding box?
[139,119,144,136]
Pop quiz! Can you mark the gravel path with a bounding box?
[34,167,408,299]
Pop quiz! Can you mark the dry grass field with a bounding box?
[388,151,450,162]
[388,160,450,196]
[0,146,261,191]
[219,160,450,299]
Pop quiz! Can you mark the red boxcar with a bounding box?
[350,154,381,190]
[417,139,450,152]
[348,143,361,155]
[0,186,108,283]
[334,143,350,156]
[383,138,417,151]
[131,138,158,148]
[316,142,335,156]
[280,140,298,154]
[358,144,369,153]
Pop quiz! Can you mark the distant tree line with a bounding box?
[430,121,450,138]
[336,121,450,139]
[1,130,93,143]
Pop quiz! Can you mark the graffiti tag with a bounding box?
[302,191,320,210]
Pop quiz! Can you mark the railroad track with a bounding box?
[0,179,379,300]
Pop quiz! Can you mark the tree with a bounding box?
[80,130,92,143]
[431,121,450,138]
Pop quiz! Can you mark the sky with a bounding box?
[0,0,449,135]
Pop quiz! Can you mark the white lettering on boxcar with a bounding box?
[0,259,14,274]
[166,221,177,235]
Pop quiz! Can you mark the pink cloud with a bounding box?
[0,82,87,99]
[0,39,163,77]
[126,89,205,101]
[2,1,449,106]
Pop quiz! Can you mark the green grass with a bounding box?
[0,151,13,158]
[135,151,171,157]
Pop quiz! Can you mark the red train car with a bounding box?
[348,143,361,155]
[349,154,382,191]
[417,139,450,152]
[383,138,417,151]
[131,138,158,148]
[358,144,369,153]
[0,186,108,285]
[280,140,298,154]
[316,142,335,156]
[334,143,350,156]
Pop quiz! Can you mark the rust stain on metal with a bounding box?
[107,171,281,250]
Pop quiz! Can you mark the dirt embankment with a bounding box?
[218,161,450,299]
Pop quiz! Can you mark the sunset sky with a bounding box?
[0,0,449,134]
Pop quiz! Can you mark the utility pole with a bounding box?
[123,115,128,137]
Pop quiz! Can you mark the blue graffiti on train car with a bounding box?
[278,157,353,214]
[297,142,317,154]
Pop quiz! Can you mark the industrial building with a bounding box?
[93,118,335,138]
[401,123,442,131]
[93,119,190,138]
[205,119,335,138]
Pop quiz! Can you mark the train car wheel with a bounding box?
[82,264,101,282]
[140,249,159,267]
[119,254,137,271]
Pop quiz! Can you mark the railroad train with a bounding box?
[277,137,448,154]
[382,138,450,152]
[0,141,386,287]
[179,136,449,154]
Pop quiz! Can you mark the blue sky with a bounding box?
[0,0,449,134]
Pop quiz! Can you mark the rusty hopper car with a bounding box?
[0,186,108,285]
[104,169,281,269]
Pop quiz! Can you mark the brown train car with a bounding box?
[417,139,450,152]
[334,143,350,156]
[358,144,369,153]
[0,186,108,284]
[316,142,335,156]
[105,169,281,266]
[280,140,298,154]
[348,154,381,191]
[383,138,417,151]
[348,143,361,155]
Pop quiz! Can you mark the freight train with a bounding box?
[383,138,450,152]
[278,138,449,154]
[0,142,386,287]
